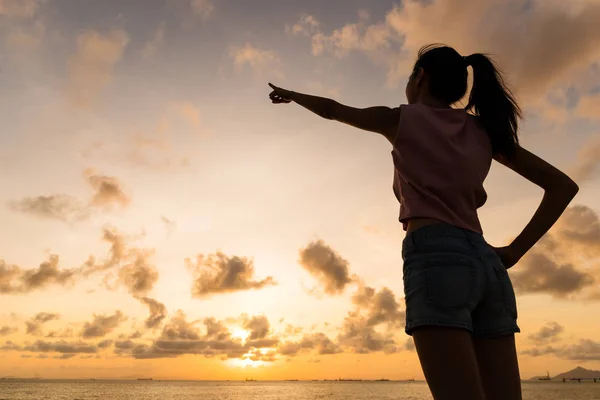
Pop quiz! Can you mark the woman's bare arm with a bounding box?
[268,83,400,143]
[494,145,579,267]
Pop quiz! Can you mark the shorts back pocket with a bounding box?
[425,256,476,312]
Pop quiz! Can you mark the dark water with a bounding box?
[1,380,599,399]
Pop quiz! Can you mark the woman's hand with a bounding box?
[268,83,294,104]
[491,245,522,269]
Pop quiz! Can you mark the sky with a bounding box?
[1,0,600,381]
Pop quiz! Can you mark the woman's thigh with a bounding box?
[413,326,486,400]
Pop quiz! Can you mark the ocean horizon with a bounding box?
[2,379,600,400]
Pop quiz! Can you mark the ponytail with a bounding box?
[464,53,522,160]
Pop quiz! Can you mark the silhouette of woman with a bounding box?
[268,44,578,400]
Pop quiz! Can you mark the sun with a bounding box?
[227,357,265,369]
[231,328,250,344]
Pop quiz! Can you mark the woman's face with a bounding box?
[405,67,422,104]
[405,75,417,104]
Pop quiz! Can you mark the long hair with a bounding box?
[411,44,522,159]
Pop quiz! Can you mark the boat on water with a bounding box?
[245,377,256,382]
[376,378,390,382]
[137,378,153,381]
[539,371,552,381]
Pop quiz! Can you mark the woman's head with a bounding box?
[406,44,522,159]
[405,45,467,105]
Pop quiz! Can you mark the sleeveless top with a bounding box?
[391,104,493,234]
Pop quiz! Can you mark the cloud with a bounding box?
[299,240,354,295]
[523,339,600,361]
[45,327,74,339]
[167,0,215,27]
[511,205,600,300]
[4,20,45,59]
[230,43,283,78]
[0,340,20,350]
[84,169,130,209]
[7,195,86,223]
[0,256,76,294]
[81,104,200,171]
[1,226,158,297]
[129,331,143,339]
[285,14,320,37]
[352,284,405,328]
[190,0,214,21]
[81,311,127,338]
[569,135,600,183]
[336,283,405,354]
[97,339,113,349]
[122,311,281,360]
[138,297,167,329]
[161,215,176,235]
[0,326,18,336]
[296,1,600,100]
[54,353,76,360]
[117,251,159,297]
[173,101,202,129]
[405,338,415,351]
[8,170,129,222]
[67,29,129,108]
[0,0,39,19]
[142,22,165,59]
[528,322,564,344]
[511,252,594,297]
[242,316,270,340]
[25,312,60,336]
[81,227,160,298]
[81,228,128,275]
[575,92,600,120]
[278,333,341,356]
[23,340,98,354]
[186,251,275,297]
[557,205,600,251]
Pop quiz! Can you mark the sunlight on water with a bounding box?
[1,380,600,400]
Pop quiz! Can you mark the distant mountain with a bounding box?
[530,367,600,381]
[554,367,600,380]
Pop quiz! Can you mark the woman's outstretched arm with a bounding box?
[493,145,579,268]
[268,83,400,143]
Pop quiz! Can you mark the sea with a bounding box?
[1,380,600,400]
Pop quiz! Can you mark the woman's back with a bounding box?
[392,104,492,234]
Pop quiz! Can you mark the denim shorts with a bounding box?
[402,223,520,338]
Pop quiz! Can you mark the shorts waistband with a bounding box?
[404,222,485,247]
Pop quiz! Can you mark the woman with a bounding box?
[268,44,579,400]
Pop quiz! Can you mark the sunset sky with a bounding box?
[1,0,600,381]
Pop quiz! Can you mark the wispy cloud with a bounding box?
[141,22,166,59]
[8,170,130,223]
[0,326,18,336]
[25,312,60,336]
[81,311,127,338]
[0,0,39,19]
[528,321,565,345]
[67,29,129,108]
[569,135,600,184]
[230,43,283,79]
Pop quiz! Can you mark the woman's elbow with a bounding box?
[548,176,579,200]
